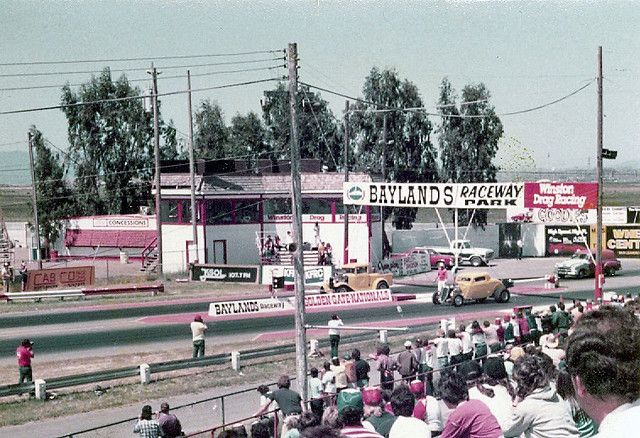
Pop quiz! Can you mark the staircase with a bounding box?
[140,238,159,272]
[0,217,14,265]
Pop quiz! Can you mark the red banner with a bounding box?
[524,182,598,210]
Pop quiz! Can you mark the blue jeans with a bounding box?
[192,340,205,358]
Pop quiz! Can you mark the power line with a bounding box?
[300,87,339,170]
[0,50,285,67]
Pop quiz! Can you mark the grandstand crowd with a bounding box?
[136,298,640,438]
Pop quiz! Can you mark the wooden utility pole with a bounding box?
[187,70,199,262]
[287,42,308,400]
[27,132,42,269]
[381,113,388,257]
[343,100,350,265]
[595,46,604,300]
[150,66,163,275]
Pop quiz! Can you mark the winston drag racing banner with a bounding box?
[344,182,524,209]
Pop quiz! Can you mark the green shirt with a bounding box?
[365,411,397,438]
[267,388,302,416]
[552,311,572,332]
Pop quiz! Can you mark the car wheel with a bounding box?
[557,274,565,279]
[432,292,440,305]
[577,269,587,279]
[336,286,349,293]
[377,281,389,289]
[470,257,483,267]
[604,267,614,277]
[500,289,511,303]
[453,294,464,307]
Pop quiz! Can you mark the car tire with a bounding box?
[453,294,464,307]
[499,289,511,303]
[577,269,587,279]
[604,267,614,277]
[470,257,483,267]
[557,274,565,279]
[336,286,349,293]
[432,292,440,305]
[377,281,389,289]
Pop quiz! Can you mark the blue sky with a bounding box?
[1,0,638,181]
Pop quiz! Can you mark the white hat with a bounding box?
[404,340,412,347]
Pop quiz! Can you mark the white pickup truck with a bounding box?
[429,239,494,267]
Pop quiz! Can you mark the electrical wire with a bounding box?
[300,87,339,170]
[0,50,285,67]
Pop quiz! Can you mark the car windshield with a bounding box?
[343,268,356,274]
[572,253,589,260]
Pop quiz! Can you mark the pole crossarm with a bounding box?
[305,324,408,332]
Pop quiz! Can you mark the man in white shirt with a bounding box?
[566,306,640,438]
[328,314,344,358]
[190,315,208,358]
[388,385,432,438]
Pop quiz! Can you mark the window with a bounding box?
[206,200,233,225]
[160,200,179,223]
[302,199,332,215]
[335,200,362,215]
[263,198,291,216]
[235,200,260,224]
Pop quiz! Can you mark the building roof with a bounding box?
[65,229,157,248]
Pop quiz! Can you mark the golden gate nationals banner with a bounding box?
[344,182,523,209]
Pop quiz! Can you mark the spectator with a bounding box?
[362,386,397,437]
[565,306,640,437]
[372,345,395,391]
[410,380,443,435]
[468,357,515,432]
[504,345,524,377]
[254,375,304,436]
[157,402,182,438]
[503,354,578,437]
[553,302,572,337]
[458,325,474,362]
[190,315,208,358]
[320,405,341,430]
[250,421,272,438]
[328,314,344,358]
[556,369,597,437]
[16,338,34,385]
[539,333,565,367]
[430,329,450,370]
[483,320,500,352]
[526,308,541,346]
[2,262,11,292]
[257,384,279,426]
[19,261,27,291]
[300,425,341,438]
[541,307,555,334]
[283,411,320,438]
[317,241,326,265]
[396,340,418,383]
[308,367,324,420]
[343,352,357,388]
[134,405,163,438]
[322,361,337,405]
[338,389,383,437]
[439,372,502,438]
[502,314,520,345]
[470,321,487,362]
[331,356,348,392]
[516,311,531,344]
[495,318,505,346]
[353,348,371,388]
[313,222,321,247]
[436,265,449,302]
[447,329,464,368]
[388,385,432,438]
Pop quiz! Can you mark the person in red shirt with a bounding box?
[16,339,34,384]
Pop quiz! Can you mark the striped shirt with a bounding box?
[341,425,384,438]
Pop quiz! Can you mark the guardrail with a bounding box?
[0,283,164,302]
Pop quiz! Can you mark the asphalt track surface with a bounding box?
[1,278,636,359]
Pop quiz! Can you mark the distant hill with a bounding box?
[0,150,31,185]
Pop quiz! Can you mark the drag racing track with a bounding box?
[2,277,636,359]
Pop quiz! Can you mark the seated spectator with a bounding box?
[134,405,163,438]
[503,345,524,377]
[540,333,565,367]
[250,420,272,438]
[320,405,340,430]
[438,371,502,438]
[503,354,578,437]
[565,306,640,438]
[388,385,432,438]
[556,369,597,437]
[468,357,515,432]
[410,380,443,435]
[283,411,320,438]
[337,389,383,437]
[362,386,397,437]
[300,425,341,438]
[157,402,183,438]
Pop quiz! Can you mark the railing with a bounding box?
[141,237,158,269]
[0,283,164,302]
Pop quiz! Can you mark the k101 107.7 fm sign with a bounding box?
[344,182,524,209]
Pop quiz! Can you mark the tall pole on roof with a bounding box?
[343,100,350,265]
[595,46,604,301]
[149,64,163,275]
[27,131,42,269]
[187,70,199,262]
[287,42,308,399]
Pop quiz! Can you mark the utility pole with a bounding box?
[27,132,42,269]
[187,70,199,263]
[287,42,308,400]
[595,46,604,301]
[381,113,387,257]
[149,65,163,275]
[343,100,350,265]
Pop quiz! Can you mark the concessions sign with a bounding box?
[191,264,259,283]
[344,182,523,209]
[26,266,95,291]
[605,225,640,258]
[524,182,598,210]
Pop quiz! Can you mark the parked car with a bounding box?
[429,240,494,267]
[510,209,534,223]
[555,249,621,279]
[320,262,393,293]
[392,247,454,269]
[433,271,510,307]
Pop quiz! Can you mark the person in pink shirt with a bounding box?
[16,338,34,384]
[435,265,450,302]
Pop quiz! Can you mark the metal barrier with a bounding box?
[0,283,164,302]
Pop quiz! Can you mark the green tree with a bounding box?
[437,78,504,227]
[350,67,437,229]
[30,126,76,251]
[262,82,342,170]
[61,68,175,215]
[193,99,229,159]
[228,111,268,169]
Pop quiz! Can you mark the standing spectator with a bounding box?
[565,306,640,437]
[413,338,429,385]
[190,315,208,358]
[257,384,279,429]
[328,314,344,358]
[469,321,487,362]
[495,318,505,347]
[313,222,321,247]
[157,402,183,438]
[343,353,357,388]
[526,309,541,346]
[16,338,34,385]
[458,325,473,362]
[411,380,443,435]
[322,361,337,405]
[373,345,395,391]
[255,375,304,436]
[388,385,432,438]
[396,340,419,383]
[552,302,572,337]
[430,329,450,370]
[439,372,502,438]
[308,367,324,420]
[19,261,27,291]
[516,238,524,260]
[317,241,326,265]
[353,348,371,388]
[556,370,597,437]
[503,355,578,437]
[468,357,515,432]
[284,231,293,251]
[435,265,449,302]
[2,262,11,292]
[502,314,519,346]
[447,330,464,369]
[134,405,163,438]
[516,311,531,344]
[331,357,348,392]
[483,320,500,351]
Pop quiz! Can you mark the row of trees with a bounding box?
[32,67,503,246]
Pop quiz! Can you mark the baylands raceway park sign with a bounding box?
[344,181,598,210]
